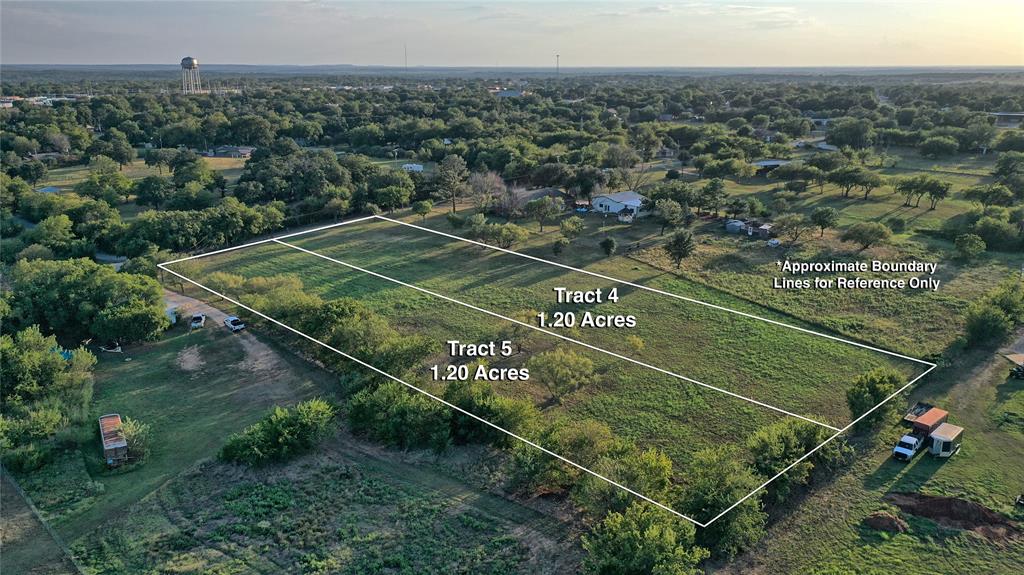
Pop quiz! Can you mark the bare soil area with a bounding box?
[885,492,1021,542]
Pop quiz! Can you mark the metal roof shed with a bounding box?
[99,413,129,466]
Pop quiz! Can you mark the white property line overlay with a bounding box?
[275,238,839,431]
[159,213,938,526]
[156,263,704,526]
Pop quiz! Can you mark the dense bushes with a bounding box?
[7,257,168,343]
[846,368,903,431]
[582,502,709,575]
[347,381,451,452]
[0,325,96,468]
[965,279,1024,346]
[220,399,336,465]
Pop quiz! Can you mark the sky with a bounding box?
[2,1,1022,67]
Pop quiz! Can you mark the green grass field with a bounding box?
[13,322,336,541]
[168,216,931,522]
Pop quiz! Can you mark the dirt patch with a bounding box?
[863,510,909,533]
[885,492,1021,541]
[176,345,205,373]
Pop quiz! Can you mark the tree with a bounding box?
[434,154,469,212]
[526,347,595,403]
[856,170,883,200]
[17,160,47,185]
[747,419,848,504]
[30,215,76,254]
[964,302,1013,346]
[954,233,986,261]
[655,198,685,235]
[810,206,840,237]
[373,185,411,213]
[840,222,890,251]
[698,178,727,215]
[919,135,959,158]
[582,502,709,575]
[895,174,953,208]
[927,180,951,209]
[493,223,529,248]
[559,215,585,241]
[773,213,815,245]
[412,200,432,221]
[221,399,336,465]
[9,258,169,342]
[134,175,173,209]
[663,229,696,269]
[827,165,868,198]
[525,195,564,232]
[677,448,766,558]
[846,368,902,431]
[963,184,1015,208]
[106,128,136,168]
[600,236,618,257]
[468,171,505,213]
[144,148,177,174]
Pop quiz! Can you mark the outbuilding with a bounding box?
[99,413,128,467]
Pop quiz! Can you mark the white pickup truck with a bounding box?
[224,316,246,332]
[892,434,926,461]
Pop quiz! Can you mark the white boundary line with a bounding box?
[161,215,379,266]
[275,239,840,431]
[371,216,934,368]
[158,213,939,526]
[701,362,937,526]
[156,263,705,526]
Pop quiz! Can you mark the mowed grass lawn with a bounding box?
[14,322,335,543]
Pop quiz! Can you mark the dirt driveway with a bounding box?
[163,289,296,404]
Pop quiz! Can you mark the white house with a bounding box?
[401,163,424,173]
[591,191,649,222]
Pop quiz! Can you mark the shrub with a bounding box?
[552,237,570,255]
[582,502,708,575]
[885,217,906,234]
[953,233,986,261]
[964,302,1013,346]
[121,417,152,462]
[220,398,336,465]
[846,368,903,431]
[446,212,465,230]
[348,382,449,452]
[599,236,618,256]
[972,216,1019,249]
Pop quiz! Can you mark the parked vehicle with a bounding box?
[224,316,246,332]
[190,313,206,329]
[1011,365,1024,380]
[893,434,926,461]
[894,406,966,461]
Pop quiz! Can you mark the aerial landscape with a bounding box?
[1,1,1023,574]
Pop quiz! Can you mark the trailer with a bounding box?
[902,402,935,425]
[99,413,128,467]
[911,407,948,436]
[893,407,948,462]
[929,423,963,458]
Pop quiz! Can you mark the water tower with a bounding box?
[181,57,201,94]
